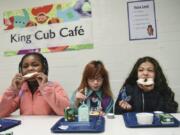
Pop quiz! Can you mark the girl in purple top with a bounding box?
[71,60,114,115]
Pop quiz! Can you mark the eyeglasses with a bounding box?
[88,78,103,82]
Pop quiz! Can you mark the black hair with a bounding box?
[19,52,49,75]
[121,56,178,112]
[123,56,166,90]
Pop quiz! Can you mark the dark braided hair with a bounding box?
[19,52,49,75]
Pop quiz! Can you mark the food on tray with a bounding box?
[64,107,76,122]
[159,113,174,124]
[90,111,100,116]
[136,112,154,125]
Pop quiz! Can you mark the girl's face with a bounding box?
[87,76,103,91]
[137,61,155,80]
[21,55,43,76]
[137,61,155,92]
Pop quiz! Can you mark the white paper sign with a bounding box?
[127,0,157,40]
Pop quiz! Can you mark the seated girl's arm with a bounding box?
[115,92,125,114]
[101,96,114,113]
[155,88,178,113]
[70,90,79,108]
[70,89,86,108]
[115,86,132,114]
[39,81,70,115]
[0,87,20,117]
[164,89,178,113]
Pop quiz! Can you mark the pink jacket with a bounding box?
[0,81,70,117]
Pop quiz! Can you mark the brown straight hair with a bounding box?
[77,60,113,98]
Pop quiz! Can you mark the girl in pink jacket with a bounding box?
[0,52,70,117]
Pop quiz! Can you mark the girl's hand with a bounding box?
[118,100,132,111]
[98,107,105,116]
[99,111,105,116]
[11,73,25,92]
[75,89,86,101]
[74,89,86,107]
[35,72,48,86]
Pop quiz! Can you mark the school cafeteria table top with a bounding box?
[0,113,180,135]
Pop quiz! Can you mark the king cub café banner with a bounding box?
[0,0,93,56]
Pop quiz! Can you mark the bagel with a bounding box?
[137,78,154,86]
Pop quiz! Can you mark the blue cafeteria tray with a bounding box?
[51,116,105,133]
[123,112,179,128]
[0,119,21,132]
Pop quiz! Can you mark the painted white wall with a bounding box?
[0,0,180,112]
